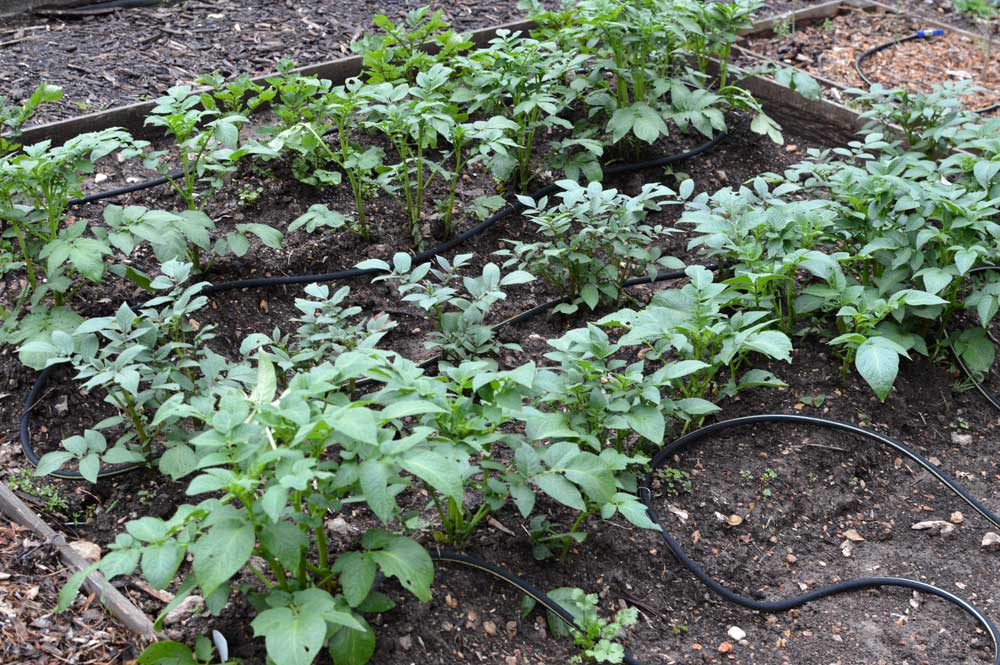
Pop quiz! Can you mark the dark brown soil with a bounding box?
[0,0,548,124]
[740,4,1000,111]
[2,98,999,665]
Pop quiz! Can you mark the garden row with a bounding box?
[1,0,999,664]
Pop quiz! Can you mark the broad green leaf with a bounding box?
[328,617,376,665]
[191,519,255,596]
[141,541,186,590]
[400,449,464,501]
[535,473,585,511]
[252,606,327,665]
[856,338,901,401]
[362,530,433,602]
[332,552,376,608]
[624,405,665,444]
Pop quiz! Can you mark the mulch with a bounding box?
[0,521,141,664]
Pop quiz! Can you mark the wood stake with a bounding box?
[0,481,156,639]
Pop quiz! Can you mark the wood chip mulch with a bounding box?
[0,521,140,665]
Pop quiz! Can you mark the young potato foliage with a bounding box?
[452,29,588,190]
[0,128,144,301]
[497,179,684,314]
[0,82,63,155]
[360,252,534,362]
[352,6,472,85]
[22,261,238,480]
[144,85,249,215]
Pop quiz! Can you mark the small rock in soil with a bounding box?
[69,540,101,562]
[983,532,1000,550]
[951,432,973,445]
[911,520,956,535]
[728,626,747,641]
[164,595,204,625]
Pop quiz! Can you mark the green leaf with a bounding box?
[251,353,277,404]
[136,641,198,665]
[261,522,307,572]
[57,562,99,612]
[745,330,793,361]
[237,223,284,249]
[562,453,615,505]
[261,485,288,523]
[78,453,101,484]
[855,337,901,401]
[359,460,398,524]
[252,606,327,665]
[535,473,585,511]
[333,552,376,608]
[624,405,665,444]
[750,113,783,144]
[34,451,75,477]
[141,541,186,590]
[328,617,376,665]
[190,519,255,596]
[362,530,433,602]
[400,449,464,501]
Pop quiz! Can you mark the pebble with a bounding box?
[69,540,101,562]
[718,641,733,654]
[325,516,353,534]
[983,532,1000,550]
[950,511,964,524]
[728,626,747,641]
[164,595,204,625]
[951,432,973,445]
[483,620,497,636]
[399,635,412,651]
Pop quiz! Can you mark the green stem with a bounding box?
[11,224,37,291]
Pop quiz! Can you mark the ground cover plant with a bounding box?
[2,2,1000,665]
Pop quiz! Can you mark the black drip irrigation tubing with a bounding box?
[19,133,726,479]
[22,126,1000,660]
[855,30,1000,115]
[640,414,1000,664]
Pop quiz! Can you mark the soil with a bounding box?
[0,0,550,124]
[739,4,1000,111]
[2,94,999,665]
[3,0,992,127]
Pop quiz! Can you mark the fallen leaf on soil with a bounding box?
[911,520,955,535]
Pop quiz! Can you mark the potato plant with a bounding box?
[20,5,1000,665]
[144,85,249,213]
[497,179,684,314]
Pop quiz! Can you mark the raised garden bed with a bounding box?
[2,2,1000,665]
